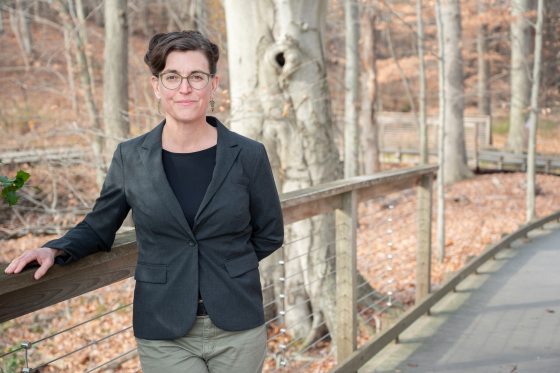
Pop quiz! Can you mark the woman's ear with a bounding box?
[151,76,161,99]
[211,74,220,96]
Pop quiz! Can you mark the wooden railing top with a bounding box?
[0,165,437,323]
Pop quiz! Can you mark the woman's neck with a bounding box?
[162,117,217,153]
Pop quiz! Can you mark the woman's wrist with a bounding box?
[46,247,64,257]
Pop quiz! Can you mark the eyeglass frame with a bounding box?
[158,70,215,91]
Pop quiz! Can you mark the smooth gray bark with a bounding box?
[476,0,491,118]
[344,0,360,178]
[441,0,472,184]
[526,0,544,222]
[417,0,428,165]
[103,0,129,164]
[359,6,379,174]
[508,0,531,153]
[225,0,341,347]
[435,0,446,261]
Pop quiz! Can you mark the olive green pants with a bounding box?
[135,316,267,373]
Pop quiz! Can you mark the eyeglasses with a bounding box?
[159,71,214,90]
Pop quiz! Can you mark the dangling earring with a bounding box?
[210,98,215,113]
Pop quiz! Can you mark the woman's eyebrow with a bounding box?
[160,69,209,75]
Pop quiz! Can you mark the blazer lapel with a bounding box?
[139,121,194,239]
[193,119,240,228]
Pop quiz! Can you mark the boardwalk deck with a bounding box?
[359,222,560,373]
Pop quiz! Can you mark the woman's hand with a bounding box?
[4,247,62,280]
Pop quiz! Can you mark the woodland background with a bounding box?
[1,0,560,372]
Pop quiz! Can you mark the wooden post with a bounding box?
[416,174,433,303]
[335,190,358,364]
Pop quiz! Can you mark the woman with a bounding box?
[5,31,284,373]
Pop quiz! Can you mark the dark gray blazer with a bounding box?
[45,116,284,340]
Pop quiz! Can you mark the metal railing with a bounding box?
[0,165,437,372]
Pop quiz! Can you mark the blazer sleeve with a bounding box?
[44,144,131,264]
[249,144,284,261]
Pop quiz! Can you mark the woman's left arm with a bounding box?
[249,144,284,260]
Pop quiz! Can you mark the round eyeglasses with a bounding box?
[159,71,214,90]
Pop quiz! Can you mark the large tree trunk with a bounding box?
[359,6,379,174]
[441,0,472,184]
[344,0,359,178]
[526,0,544,222]
[476,0,491,118]
[508,0,531,153]
[103,0,129,164]
[224,0,341,347]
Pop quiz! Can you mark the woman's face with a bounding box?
[151,50,218,125]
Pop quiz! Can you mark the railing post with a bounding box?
[416,173,433,303]
[335,190,358,364]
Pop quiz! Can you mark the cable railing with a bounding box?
[0,165,437,372]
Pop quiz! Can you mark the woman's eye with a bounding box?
[165,74,179,81]
[190,74,204,81]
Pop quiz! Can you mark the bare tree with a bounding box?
[344,0,360,178]
[103,0,129,163]
[476,0,491,118]
[417,0,427,165]
[359,5,379,174]
[526,0,544,222]
[8,0,32,68]
[440,0,472,184]
[0,3,4,34]
[435,0,446,261]
[224,0,342,347]
[508,0,531,153]
[15,0,33,56]
[63,24,78,113]
[54,0,103,187]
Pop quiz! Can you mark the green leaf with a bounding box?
[13,170,30,188]
[3,189,18,206]
[1,170,30,206]
[0,175,11,186]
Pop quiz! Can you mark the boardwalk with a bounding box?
[360,222,560,373]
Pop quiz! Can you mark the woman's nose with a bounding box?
[178,78,192,93]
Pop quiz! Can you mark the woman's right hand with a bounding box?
[4,247,62,280]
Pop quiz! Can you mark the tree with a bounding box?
[440,0,472,184]
[435,0,447,262]
[224,0,341,348]
[344,0,360,178]
[54,0,103,187]
[508,0,531,153]
[103,0,129,163]
[417,0,428,165]
[476,0,491,118]
[359,4,380,174]
[526,0,544,222]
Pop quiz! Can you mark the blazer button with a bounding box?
[188,241,196,247]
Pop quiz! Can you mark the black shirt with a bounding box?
[162,145,217,229]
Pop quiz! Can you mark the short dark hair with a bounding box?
[144,30,219,76]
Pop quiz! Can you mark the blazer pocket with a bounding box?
[135,262,167,284]
[225,252,259,277]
